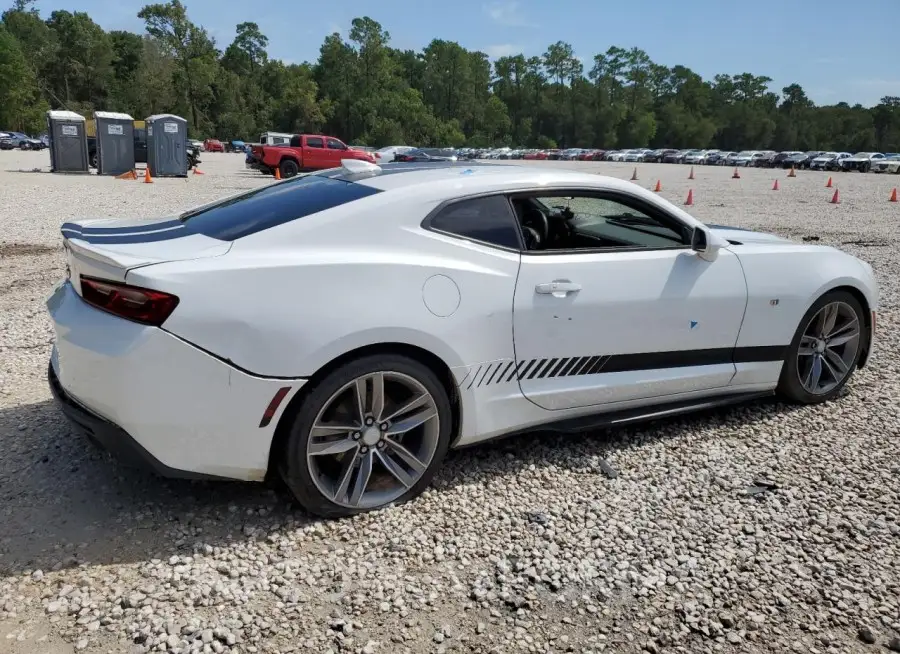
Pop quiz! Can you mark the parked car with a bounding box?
[0,131,43,150]
[394,148,458,163]
[751,151,776,167]
[374,146,415,163]
[250,134,376,177]
[784,151,823,170]
[809,152,850,171]
[705,151,729,166]
[680,150,704,165]
[871,154,900,174]
[48,159,878,518]
[731,151,758,167]
[840,152,885,173]
[204,139,225,153]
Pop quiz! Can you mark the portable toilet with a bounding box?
[146,113,188,177]
[46,110,89,173]
[93,111,135,176]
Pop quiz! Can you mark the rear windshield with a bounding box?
[179,175,380,240]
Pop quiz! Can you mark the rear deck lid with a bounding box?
[61,217,231,292]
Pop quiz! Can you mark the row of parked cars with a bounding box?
[469,147,900,173]
[0,131,48,150]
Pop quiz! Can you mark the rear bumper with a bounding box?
[49,361,220,479]
[46,281,307,481]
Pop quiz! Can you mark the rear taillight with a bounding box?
[80,276,179,326]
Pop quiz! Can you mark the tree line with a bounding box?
[1,0,898,152]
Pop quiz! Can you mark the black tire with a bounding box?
[279,159,300,178]
[777,290,867,404]
[279,354,453,518]
[860,162,870,173]
[90,153,98,168]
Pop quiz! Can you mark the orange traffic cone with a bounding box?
[144,167,153,184]
[688,166,695,180]
[830,189,840,204]
[772,179,780,191]
[653,179,662,192]
[787,166,796,177]
[274,167,281,180]
[192,167,204,175]
[732,167,740,179]
[116,170,136,180]
[684,189,694,206]
[630,167,638,181]
[890,187,898,203]
[826,176,833,188]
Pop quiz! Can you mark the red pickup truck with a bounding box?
[249,134,376,178]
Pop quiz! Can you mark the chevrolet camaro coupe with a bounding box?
[48,160,878,517]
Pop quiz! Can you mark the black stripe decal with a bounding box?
[486,362,510,386]
[61,219,185,235]
[547,358,570,378]
[459,346,789,390]
[475,363,494,388]
[466,365,482,390]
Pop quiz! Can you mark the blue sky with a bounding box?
[33,0,900,107]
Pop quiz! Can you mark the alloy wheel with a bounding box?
[797,301,861,395]
[306,371,440,510]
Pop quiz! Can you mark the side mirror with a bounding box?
[691,226,721,262]
[691,227,708,252]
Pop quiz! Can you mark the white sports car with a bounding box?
[47,160,878,517]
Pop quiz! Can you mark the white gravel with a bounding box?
[1,150,899,654]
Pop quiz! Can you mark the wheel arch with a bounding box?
[265,342,462,483]
[826,284,873,368]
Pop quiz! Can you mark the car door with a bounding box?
[304,136,326,168]
[326,138,348,166]
[510,189,748,411]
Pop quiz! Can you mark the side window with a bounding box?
[427,196,522,250]
[289,135,301,147]
[511,193,689,253]
[306,137,324,148]
[327,138,346,150]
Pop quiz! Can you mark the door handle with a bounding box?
[535,280,582,298]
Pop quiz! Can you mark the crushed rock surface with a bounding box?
[1,151,898,653]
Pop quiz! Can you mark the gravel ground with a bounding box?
[1,151,899,654]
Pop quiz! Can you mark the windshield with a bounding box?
[736,151,753,157]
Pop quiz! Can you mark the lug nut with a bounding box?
[365,417,374,426]
[380,422,388,431]
[360,446,368,454]
[377,441,386,449]
[352,432,361,440]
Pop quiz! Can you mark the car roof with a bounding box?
[315,161,638,196]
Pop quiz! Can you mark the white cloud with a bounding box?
[483,43,523,58]
[483,1,534,27]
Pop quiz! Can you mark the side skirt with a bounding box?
[457,390,775,447]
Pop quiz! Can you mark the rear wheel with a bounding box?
[279,354,452,518]
[777,290,866,404]
[279,159,299,178]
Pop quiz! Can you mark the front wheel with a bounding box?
[279,354,453,518]
[777,290,866,404]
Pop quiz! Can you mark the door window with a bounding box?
[327,139,346,150]
[306,137,324,148]
[509,192,690,252]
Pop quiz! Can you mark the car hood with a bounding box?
[706,224,794,245]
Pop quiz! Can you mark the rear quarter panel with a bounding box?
[731,243,878,349]
[132,191,521,381]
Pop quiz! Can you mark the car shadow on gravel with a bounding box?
[0,395,806,575]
